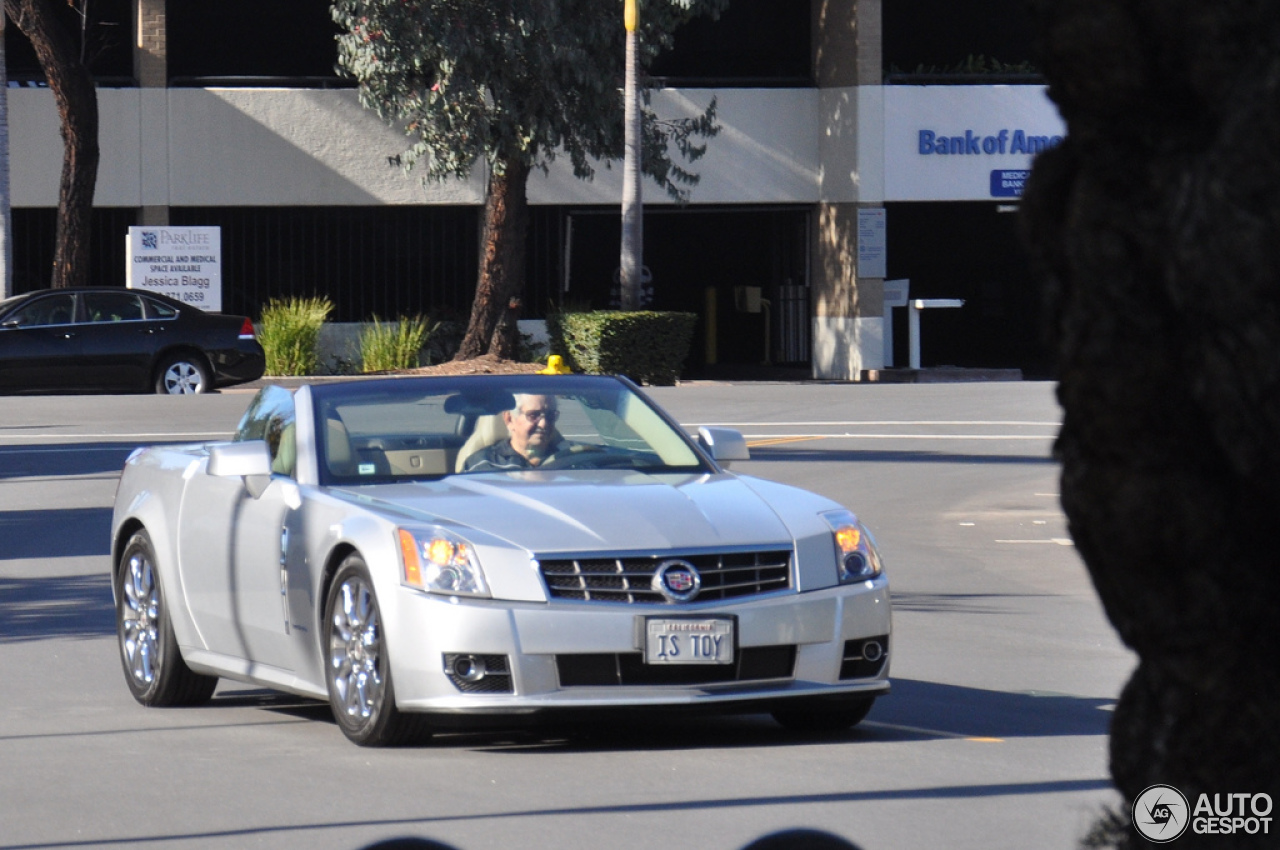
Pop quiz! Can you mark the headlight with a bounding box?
[397,527,490,598]
[821,510,884,583]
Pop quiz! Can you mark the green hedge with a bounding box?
[549,311,696,385]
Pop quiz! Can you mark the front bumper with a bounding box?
[385,579,892,714]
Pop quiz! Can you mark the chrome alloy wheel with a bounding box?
[161,361,205,394]
[328,575,385,721]
[120,550,161,686]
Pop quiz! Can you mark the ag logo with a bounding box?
[1133,784,1190,843]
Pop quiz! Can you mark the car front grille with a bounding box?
[539,549,792,604]
[556,645,797,687]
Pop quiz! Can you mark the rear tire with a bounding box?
[116,530,218,707]
[323,555,430,746]
[155,353,210,395]
[770,696,875,734]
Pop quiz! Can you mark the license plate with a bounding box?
[644,617,734,665]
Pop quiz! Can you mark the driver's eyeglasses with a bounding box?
[519,409,559,424]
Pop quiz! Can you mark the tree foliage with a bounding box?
[332,0,727,359]
[333,0,724,195]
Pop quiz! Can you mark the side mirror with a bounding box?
[697,426,750,467]
[208,440,273,498]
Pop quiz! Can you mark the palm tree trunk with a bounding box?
[619,0,643,310]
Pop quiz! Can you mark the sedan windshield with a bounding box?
[312,375,707,485]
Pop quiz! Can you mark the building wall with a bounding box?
[10,88,828,210]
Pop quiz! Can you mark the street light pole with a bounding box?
[619,0,642,310]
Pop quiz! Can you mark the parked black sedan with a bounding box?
[0,288,265,395]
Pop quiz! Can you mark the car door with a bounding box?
[73,291,161,391]
[178,389,303,673]
[0,293,81,390]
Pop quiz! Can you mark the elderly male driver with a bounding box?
[462,393,571,471]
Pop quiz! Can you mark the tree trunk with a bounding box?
[4,0,99,290]
[1021,1,1280,845]
[455,157,530,360]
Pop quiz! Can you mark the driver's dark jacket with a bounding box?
[462,437,570,471]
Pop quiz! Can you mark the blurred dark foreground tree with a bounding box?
[1021,0,1280,846]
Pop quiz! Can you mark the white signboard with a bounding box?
[126,226,223,312]
[857,208,887,279]
[884,86,1066,202]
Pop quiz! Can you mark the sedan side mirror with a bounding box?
[208,440,273,498]
[697,426,750,467]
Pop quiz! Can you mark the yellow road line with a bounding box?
[746,435,827,448]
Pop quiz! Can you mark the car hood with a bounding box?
[330,470,799,554]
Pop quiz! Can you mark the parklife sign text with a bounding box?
[126,226,223,312]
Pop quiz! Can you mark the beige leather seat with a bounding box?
[455,414,509,472]
[326,417,356,476]
[271,422,297,476]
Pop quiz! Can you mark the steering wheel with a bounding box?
[539,444,634,470]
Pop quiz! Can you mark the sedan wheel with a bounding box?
[116,530,218,706]
[156,354,210,395]
[324,555,429,746]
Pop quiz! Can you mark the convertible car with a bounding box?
[111,375,891,746]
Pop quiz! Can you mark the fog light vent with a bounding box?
[839,635,889,680]
[443,654,513,693]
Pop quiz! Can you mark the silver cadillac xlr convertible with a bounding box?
[111,374,891,745]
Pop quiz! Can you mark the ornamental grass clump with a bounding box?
[258,296,333,376]
[359,315,434,372]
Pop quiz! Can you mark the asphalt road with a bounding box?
[0,380,1135,850]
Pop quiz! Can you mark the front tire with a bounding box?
[770,695,876,735]
[155,353,211,395]
[324,555,429,746]
[116,529,218,707]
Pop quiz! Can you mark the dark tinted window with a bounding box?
[3,294,76,327]
[650,0,811,85]
[884,0,1037,77]
[142,296,179,320]
[83,291,145,323]
[168,0,344,84]
[3,0,132,83]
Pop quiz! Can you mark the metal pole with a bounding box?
[619,0,642,310]
[908,302,922,369]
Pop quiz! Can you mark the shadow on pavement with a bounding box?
[0,507,114,560]
[0,572,114,643]
[0,441,141,480]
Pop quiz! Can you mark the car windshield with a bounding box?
[310,375,707,485]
